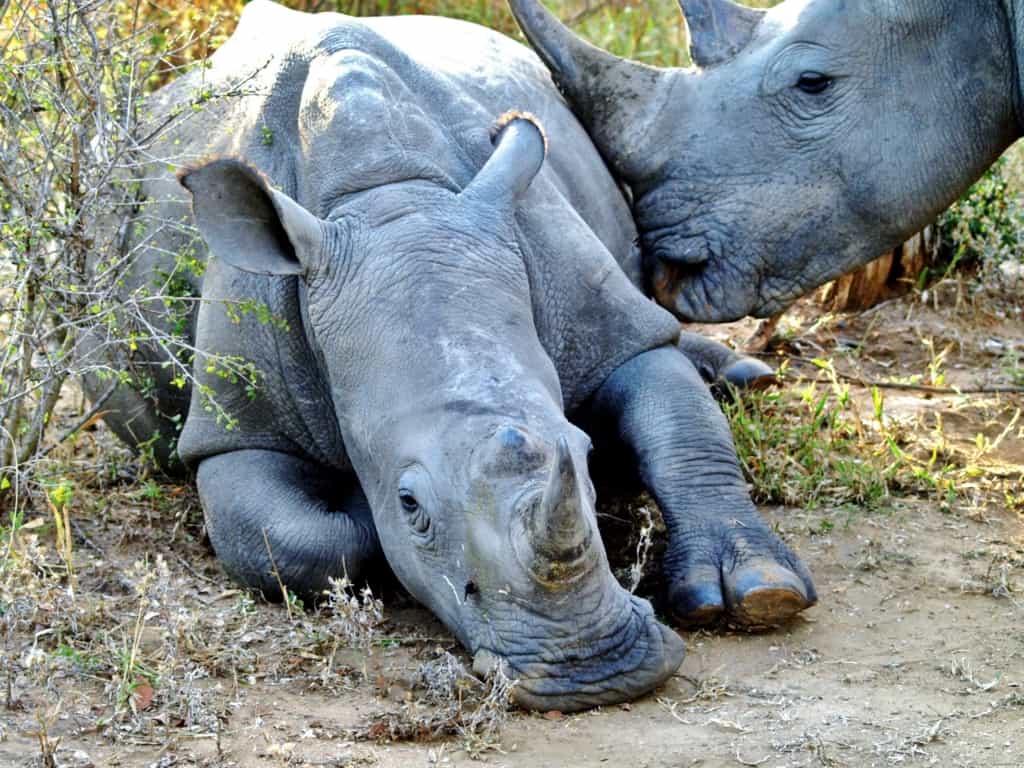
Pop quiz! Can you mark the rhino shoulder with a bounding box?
[177,261,346,470]
[515,185,681,413]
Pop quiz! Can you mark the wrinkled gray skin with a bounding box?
[85,1,816,711]
[509,0,1023,322]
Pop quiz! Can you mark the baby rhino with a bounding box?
[90,2,815,711]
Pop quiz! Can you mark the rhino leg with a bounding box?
[196,450,382,601]
[589,346,816,628]
[81,370,184,474]
[676,332,776,397]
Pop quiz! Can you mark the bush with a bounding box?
[938,155,1024,272]
[0,1,237,498]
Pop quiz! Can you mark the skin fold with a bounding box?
[508,0,1023,322]
[85,1,817,710]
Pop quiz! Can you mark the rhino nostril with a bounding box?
[464,580,479,599]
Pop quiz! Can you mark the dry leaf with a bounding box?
[133,682,155,711]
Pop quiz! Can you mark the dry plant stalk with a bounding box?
[326,575,385,651]
[29,701,62,768]
[627,504,654,593]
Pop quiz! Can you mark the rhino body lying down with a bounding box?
[87,1,815,710]
[510,0,1021,321]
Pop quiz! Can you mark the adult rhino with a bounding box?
[88,1,817,710]
[510,0,1020,321]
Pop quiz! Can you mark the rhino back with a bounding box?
[142,2,677,463]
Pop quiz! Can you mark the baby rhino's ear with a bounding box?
[461,111,547,205]
[179,158,322,276]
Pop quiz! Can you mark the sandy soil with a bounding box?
[5,500,1021,768]
[3,288,1022,768]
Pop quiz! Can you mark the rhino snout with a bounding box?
[471,596,685,713]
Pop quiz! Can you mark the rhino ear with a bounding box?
[678,0,765,68]
[178,158,322,277]
[461,112,547,204]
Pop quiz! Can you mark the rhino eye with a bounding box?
[399,490,419,512]
[399,489,431,536]
[796,72,832,95]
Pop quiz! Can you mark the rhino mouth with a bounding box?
[459,430,685,712]
[650,257,749,323]
[649,244,806,323]
[471,593,685,713]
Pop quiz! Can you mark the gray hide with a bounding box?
[88,1,817,711]
[509,0,1022,321]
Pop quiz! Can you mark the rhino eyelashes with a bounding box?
[399,489,419,512]
[398,489,432,536]
[796,72,833,95]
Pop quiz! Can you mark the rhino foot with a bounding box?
[663,518,816,629]
[676,331,776,399]
[589,345,809,629]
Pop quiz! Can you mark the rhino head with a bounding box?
[180,115,684,711]
[510,0,1022,321]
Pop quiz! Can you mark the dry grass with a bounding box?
[348,650,515,757]
[723,356,1023,515]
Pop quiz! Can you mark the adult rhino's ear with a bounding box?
[461,111,547,205]
[178,158,321,277]
[678,0,765,69]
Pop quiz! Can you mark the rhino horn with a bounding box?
[530,436,594,576]
[507,0,673,180]
[678,0,765,68]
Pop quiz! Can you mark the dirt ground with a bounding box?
[3,286,1023,768]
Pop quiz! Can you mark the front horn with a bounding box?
[507,0,674,180]
[528,437,597,585]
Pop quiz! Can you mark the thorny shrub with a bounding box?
[0,0,271,503]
